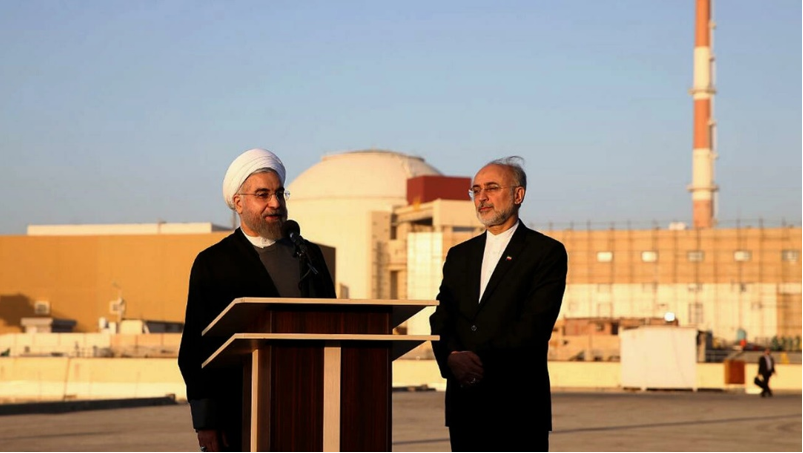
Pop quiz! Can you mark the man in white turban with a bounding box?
[221,148,288,242]
[222,148,287,210]
[178,148,336,452]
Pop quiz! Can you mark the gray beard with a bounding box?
[241,210,286,240]
[476,204,515,228]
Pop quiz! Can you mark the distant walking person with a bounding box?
[757,348,777,397]
[429,156,567,452]
[178,148,336,452]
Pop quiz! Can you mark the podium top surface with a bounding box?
[203,297,438,337]
[202,333,439,368]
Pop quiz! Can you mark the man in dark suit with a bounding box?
[757,348,777,397]
[430,156,567,452]
[178,148,336,452]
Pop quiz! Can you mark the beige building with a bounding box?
[386,212,801,345]
[0,150,799,347]
[0,223,230,334]
[545,225,801,343]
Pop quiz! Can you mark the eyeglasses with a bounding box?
[468,185,519,199]
[238,190,290,202]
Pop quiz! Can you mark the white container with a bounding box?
[620,326,698,390]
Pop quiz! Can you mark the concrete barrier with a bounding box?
[392,360,802,393]
[0,358,799,403]
[549,361,621,390]
[0,357,185,402]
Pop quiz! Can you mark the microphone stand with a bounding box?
[294,243,319,278]
[283,220,319,279]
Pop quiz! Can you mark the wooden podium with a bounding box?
[201,297,438,452]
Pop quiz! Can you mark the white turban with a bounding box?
[222,148,286,210]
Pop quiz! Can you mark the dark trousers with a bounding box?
[449,424,549,452]
[759,373,773,397]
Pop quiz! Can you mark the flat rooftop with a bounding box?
[26,222,231,236]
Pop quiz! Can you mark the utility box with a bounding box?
[620,326,698,390]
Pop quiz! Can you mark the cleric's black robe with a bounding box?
[177,228,335,449]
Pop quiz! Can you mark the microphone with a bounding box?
[281,219,305,253]
[281,220,318,275]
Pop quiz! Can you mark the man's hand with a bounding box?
[197,429,228,452]
[447,351,484,387]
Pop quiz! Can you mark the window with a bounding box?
[687,250,704,262]
[597,303,612,317]
[390,271,399,299]
[688,303,704,325]
[597,283,612,293]
[734,250,752,262]
[782,250,799,263]
[34,301,50,315]
[688,283,703,293]
[641,251,658,263]
[596,251,613,263]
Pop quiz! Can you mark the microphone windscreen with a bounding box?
[281,219,301,238]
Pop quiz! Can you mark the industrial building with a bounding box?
[0,149,799,352]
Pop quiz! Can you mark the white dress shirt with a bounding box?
[479,221,519,302]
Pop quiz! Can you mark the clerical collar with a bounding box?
[242,230,277,248]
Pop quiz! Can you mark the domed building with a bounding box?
[289,149,442,203]
[287,149,480,306]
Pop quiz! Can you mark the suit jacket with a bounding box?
[758,354,775,377]
[430,222,567,431]
[177,228,336,440]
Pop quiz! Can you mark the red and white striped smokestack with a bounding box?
[688,0,719,228]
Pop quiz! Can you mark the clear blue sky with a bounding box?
[1,0,800,234]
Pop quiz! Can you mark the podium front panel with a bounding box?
[340,344,391,451]
[238,339,395,452]
[270,344,325,452]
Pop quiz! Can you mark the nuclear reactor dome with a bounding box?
[285,149,443,300]
[288,149,441,200]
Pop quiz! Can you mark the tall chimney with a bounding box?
[688,0,719,228]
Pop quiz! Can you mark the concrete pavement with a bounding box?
[0,390,799,451]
